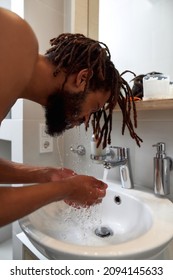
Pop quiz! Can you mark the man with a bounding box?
[0,8,141,227]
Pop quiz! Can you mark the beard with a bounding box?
[44,89,87,136]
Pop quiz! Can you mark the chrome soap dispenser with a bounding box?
[153,142,172,195]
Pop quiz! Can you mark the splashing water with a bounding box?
[103,168,109,181]
[52,128,110,245]
[50,201,105,246]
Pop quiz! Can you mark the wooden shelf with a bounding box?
[135,99,173,111]
[115,99,173,111]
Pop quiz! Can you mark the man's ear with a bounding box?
[76,69,93,90]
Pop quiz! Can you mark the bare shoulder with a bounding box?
[0,8,39,98]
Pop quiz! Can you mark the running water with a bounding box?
[56,135,64,167]
[103,168,109,182]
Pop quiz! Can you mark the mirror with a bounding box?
[99,0,173,81]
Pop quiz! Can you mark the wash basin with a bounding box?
[19,181,173,259]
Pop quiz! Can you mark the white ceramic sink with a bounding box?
[19,181,173,259]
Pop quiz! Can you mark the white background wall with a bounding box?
[22,0,64,167]
[99,0,173,80]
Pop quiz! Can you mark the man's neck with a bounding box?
[22,55,59,106]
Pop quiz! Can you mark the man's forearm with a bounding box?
[0,174,107,227]
[0,158,53,184]
[0,181,69,226]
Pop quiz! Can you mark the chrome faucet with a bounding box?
[103,146,133,189]
[153,142,172,195]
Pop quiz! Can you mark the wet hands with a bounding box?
[64,175,108,208]
[48,167,77,181]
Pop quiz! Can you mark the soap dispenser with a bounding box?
[152,142,172,195]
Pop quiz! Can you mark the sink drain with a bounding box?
[95,226,113,238]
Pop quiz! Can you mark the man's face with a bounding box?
[44,88,110,136]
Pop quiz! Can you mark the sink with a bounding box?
[19,181,173,259]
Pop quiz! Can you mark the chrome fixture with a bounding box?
[153,142,172,195]
[103,146,133,189]
[90,149,114,162]
[70,145,86,156]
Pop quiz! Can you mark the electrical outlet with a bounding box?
[39,123,53,153]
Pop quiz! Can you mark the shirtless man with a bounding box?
[0,8,140,227]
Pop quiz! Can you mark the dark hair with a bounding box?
[45,33,142,148]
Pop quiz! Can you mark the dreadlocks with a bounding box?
[45,33,143,148]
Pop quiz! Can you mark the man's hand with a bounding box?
[63,175,108,208]
[45,167,77,182]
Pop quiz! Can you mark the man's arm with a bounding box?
[0,158,75,184]
[0,174,107,227]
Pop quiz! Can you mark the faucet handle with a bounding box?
[70,145,86,156]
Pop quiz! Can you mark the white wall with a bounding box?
[22,0,65,167]
[99,0,173,81]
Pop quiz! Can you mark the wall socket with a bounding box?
[39,123,53,153]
